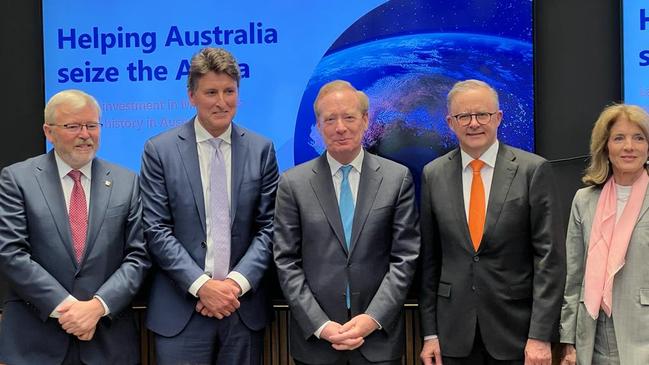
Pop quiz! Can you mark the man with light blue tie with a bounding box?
[273,80,420,365]
[140,47,279,365]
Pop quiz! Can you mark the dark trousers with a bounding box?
[155,310,263,365]
[62,337,83,365]
[442,324,524,365]
[294,351,401,365]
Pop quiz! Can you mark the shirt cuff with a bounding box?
[424,335,439,340]
[314,320,331,339]
[93,295,110,316]
[189,274,211,297]
[365,313,383,330]
[50,295,77,318]
[226,271,251,297]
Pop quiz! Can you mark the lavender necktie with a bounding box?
[209,138,230,280]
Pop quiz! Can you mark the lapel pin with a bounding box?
[105,180,112,187]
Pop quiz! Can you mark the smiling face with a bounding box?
[43,104,100,169]
[607,116,649,185]
[447,86,502,159]
[316,88,368,164]
[189,71,238,137]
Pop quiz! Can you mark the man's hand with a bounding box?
[524,338,552,365]
[196,279,240,319]
[560,343,577,365]
[57,298,104,337]
[77,327,96,341]
[320,322,364,351]
[420,338,443,365]
[326,314,378,351]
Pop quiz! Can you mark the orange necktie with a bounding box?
[468,159,485,251]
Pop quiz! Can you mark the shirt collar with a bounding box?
[460,140,499,170]
[54,151,93,180]
[327,149,364,177]
[194,117,232,145]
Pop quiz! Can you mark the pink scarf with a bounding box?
[583,171,649,319]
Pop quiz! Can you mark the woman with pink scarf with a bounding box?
[559,104,649,365]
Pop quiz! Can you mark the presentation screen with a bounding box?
[623,0,649,109]
[43,0,534,180]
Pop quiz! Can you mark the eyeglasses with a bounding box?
[48,122,102,133]
[451,112,498,126]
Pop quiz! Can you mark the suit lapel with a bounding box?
[446,149,474,252]
[349,153,382,255]
[310,155,348,254]
[636,184,649,223]
[176,121,207,235]
[230,124,248,226]
[83,159,112,264]
[34,152,77,266]
[482,145,518,251]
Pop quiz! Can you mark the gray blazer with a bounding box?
[560,184,649,364]
[0,152,150,365]
[273,152,420,364]
[419,144,566,359]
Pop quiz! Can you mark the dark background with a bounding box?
[0,1,621,302]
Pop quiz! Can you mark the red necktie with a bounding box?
[68,170,88,263]
[468,160,485,251]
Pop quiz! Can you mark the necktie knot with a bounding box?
[470,159,485,174]
[340,165,353,180]
[209,138,223,150]
[68,169,82,182]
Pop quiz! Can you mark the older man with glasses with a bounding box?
[419,79,566,365]
[0,89,150,365]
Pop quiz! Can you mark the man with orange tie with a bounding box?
[418,79,566,365]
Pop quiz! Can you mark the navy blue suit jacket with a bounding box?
[0,152,150,365]
[141,120,279,336]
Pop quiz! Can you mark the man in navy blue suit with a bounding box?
[140,47,279,365]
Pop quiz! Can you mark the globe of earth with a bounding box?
[293,32,533,190]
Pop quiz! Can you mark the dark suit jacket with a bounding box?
[0,152,150,365]
[273,152,420,364]
[419,144,566,359]
[141,120,279,336]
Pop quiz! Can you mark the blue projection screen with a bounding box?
[43,0,534,176]
[623,0,649,109]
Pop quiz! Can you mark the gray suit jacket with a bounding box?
[141,120,279,336]
[560,184,649,364]
[273,152,420,364]
[419,144,566,359]
[0,151,150,365]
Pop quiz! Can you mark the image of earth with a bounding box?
[293,32,533,192]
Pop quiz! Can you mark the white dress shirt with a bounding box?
[51,153,109,317]
[460,140,499,221]
[188,119,251,298]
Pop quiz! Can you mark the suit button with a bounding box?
[472,285,476,291]
[473,256,480,262]
[201,241,207,248]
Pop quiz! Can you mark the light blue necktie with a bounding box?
[338,165,354,308]
[209,138,231,280]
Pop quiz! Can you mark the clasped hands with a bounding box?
[320,314,379,351]
[55,298,105,341]
[195,278,242,319]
